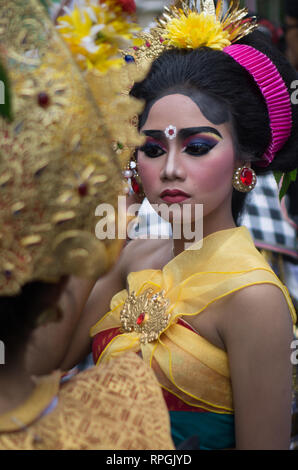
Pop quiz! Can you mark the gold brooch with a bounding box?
[120,288,170,344]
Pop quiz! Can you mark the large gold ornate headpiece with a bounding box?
[123,0,257,68]
[0,0,144,295]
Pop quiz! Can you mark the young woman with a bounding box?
[29,1,298,450]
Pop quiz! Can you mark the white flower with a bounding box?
[164,125,177,140]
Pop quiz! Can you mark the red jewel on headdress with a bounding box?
[37,92,50,108]
[146,41,151,48]
[168,129,174,135]
[78,183,88,196]
[99,0,136,14]
[240,168,254,186]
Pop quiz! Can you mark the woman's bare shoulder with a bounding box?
[218,283,293,348]
[219,283,294,450]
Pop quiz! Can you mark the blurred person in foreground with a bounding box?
[0,0,173,450]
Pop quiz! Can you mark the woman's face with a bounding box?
[138,94,238,226]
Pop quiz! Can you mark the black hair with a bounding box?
[130,30,298,224]
[285,0,298,19]
[0,279,66,363]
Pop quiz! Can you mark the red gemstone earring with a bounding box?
[123,157,145,198]
[232,166,257,193]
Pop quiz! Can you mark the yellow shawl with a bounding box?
[91,226,296,413]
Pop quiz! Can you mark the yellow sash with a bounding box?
[91,226,296,413]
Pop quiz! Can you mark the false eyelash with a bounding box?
[139,142,166,158]
[183,141,215,156]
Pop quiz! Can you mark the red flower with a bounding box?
[99,0,136,14]
[116,0,136,14]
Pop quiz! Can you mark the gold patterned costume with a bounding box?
[0,353,174,450]
[0,0,173,450]
[0,0,144,292]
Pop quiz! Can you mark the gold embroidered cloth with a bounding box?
[0,353,174,450]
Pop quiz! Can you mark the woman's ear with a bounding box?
[234,152,254,169]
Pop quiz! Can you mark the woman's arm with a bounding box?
[27,249,127,375]
[59,259,126,372]
[219,284,294,450]
[26,276,95,375]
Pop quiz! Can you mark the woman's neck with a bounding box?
[172,206,237,257]
[0,355,35,415]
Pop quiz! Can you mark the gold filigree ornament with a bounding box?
[122,0,258,71]
[120,288,171,344]
[0,0,143,295]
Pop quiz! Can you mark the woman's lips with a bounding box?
[160,189,191,203]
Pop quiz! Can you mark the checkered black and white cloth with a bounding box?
[240,173,297,259]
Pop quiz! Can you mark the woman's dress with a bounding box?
[91,227,297,449]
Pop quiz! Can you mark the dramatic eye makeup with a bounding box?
[139,127,222,158]
[182,134,221,157]
[139,135,167,158]
[180,127,222,156]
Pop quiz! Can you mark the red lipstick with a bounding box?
[160,189,191,203]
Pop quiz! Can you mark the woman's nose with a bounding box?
[160,147,186,181]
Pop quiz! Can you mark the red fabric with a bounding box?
[92,327,122,365]
[162,388,207,413]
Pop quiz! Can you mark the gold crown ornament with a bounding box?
[0,0,144,296]
[122,0,257,69]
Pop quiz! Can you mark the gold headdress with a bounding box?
[56,0,145,164]
[0,0,143,295]
[123,0,257,69]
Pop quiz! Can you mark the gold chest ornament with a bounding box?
[120,289,171,344]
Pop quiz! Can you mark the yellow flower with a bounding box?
[165,11,231,51]
[57,0,140,73]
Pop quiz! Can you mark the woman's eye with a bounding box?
[139,143,166,158]
[185,142,214,156]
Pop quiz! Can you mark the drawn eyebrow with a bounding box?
[179,127,223,139]
[142,127,222,140]
[142,130,165,139]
